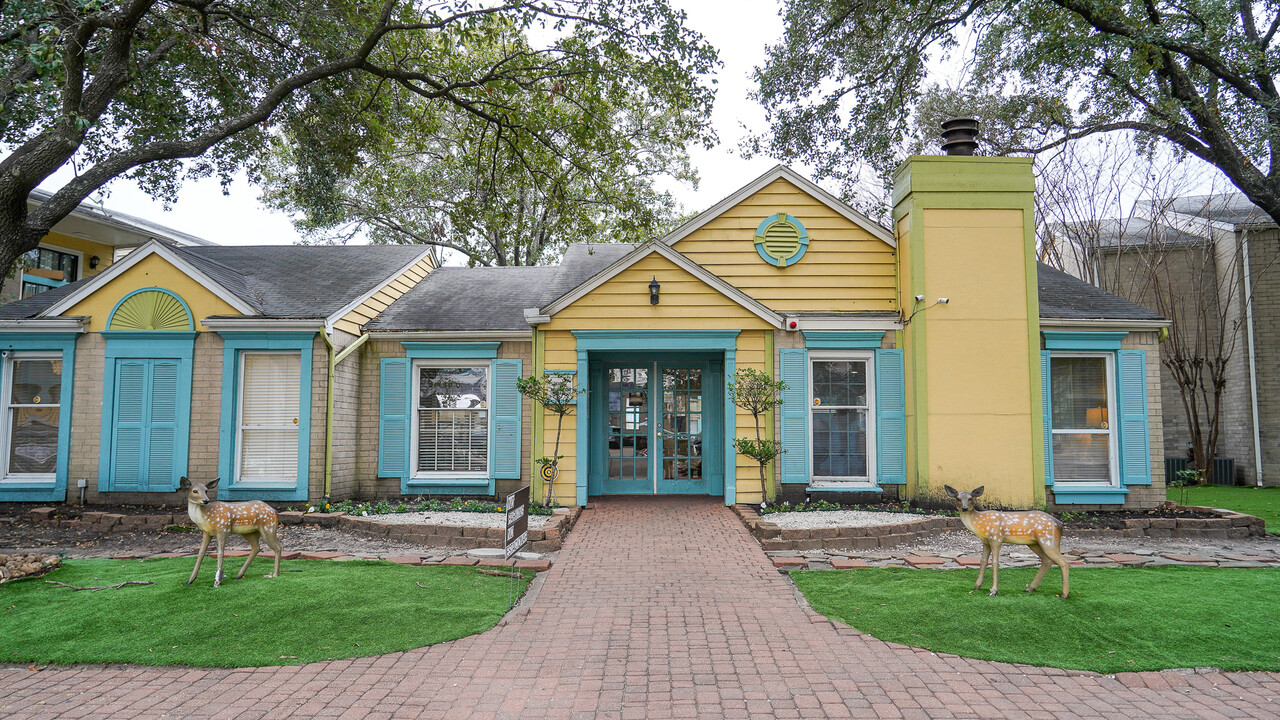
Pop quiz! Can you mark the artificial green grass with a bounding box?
[0,558,530,668]
[794,566,1280,673]
[1169,484,1280,533]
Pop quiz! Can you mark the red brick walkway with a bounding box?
[3,497,1278,719]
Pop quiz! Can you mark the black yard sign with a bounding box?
[504,485,530,559]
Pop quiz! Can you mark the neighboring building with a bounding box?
[1048,194,1277,487]
[1,189,214,304]
[0,160,1169,509]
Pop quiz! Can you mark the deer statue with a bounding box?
[181,477,284,587]
[944,485,1070,599]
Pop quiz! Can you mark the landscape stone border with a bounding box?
[24,506,583,552]
[732,503,1267,552]
[312,507,582,553]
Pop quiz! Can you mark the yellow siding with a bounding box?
[674,178,898,313]
[538,252,775,503]
[333,256,434,335]
[63,252,240,331]
[39,231,115,277]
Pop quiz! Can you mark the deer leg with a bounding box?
[213,532,227,588]
[186,533,212,585]
[260,526,283,578]
[1026,544,1052,593]
[987,539,1003,596]
[972,542,991,592]
[1040,542,1071,599]
[236,532,260,580]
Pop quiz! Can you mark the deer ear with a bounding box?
[944,485,959,498]
[179,476,189,490]
[971,486,984,498]
[206,477,220,490]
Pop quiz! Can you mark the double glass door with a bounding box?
[601,360,711,495]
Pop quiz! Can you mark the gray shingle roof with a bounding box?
[1171,193,1273,227]
[171,244,428,318]
[0,278,90,319]
[369,243,635,331]
[1037,263,1164,321]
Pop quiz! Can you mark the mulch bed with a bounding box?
[764,501,1219,531]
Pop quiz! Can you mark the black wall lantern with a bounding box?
[89,255,100,269]
[649,276,660,305]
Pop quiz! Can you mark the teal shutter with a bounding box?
[874,349,906,485]
[112,360,147,490]
[779,349,809,484]
[378,358,411,480]
[490,358,523,479]
[1042,351,1053,485]
[147,361,180,489]
[1117,350,1151,485]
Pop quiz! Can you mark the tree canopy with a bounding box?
[752,0,1280,226]
[0,0,715,278]
[260,13,712,266]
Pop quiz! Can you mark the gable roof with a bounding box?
[538,242,784,327]
[660,165,896,249]
[1037,263,1165,322]
[1171,193,1274,228]
[369,244,635,332]
[37,240,432,322]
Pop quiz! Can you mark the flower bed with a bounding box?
[734,503,1266,551]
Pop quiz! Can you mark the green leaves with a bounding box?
[751,0,1280,225]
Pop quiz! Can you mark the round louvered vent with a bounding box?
[107,289,192,331]
[754,213,809,267]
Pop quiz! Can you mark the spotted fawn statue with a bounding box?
[945,485,1070,599]
[182,477,284,587]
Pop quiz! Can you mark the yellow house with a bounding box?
[364,162,1168,510]
[0,158,1168,510]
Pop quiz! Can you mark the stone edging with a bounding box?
[281,507,583,552]
[732,504,1267,551]
[25,506,584,552]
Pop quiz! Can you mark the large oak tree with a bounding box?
[260,14,712,266]
[752,0,1280,225]
[0,0,714,278]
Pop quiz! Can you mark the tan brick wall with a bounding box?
[357,338,533,499]
[1246,227,1280,486]
[307,335,328,501]
[329,341,362,499]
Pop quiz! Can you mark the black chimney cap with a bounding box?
[940,117,979,156]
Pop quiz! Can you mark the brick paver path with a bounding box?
[3,497,1279,719]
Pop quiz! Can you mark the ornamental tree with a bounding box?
[728,367,786,506]
[516,372,583,506]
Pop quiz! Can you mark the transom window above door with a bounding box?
[415,365,489,476]
[1050,354,1117,485]
[810,357,874,483]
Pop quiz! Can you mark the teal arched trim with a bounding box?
[106,287,194,331]
[754,213,810,268]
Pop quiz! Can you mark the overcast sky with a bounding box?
[40,0,804,252]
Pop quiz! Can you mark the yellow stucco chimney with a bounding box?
[891,153,1045,508]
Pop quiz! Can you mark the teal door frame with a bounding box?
[589,356,722,496]
[573,330,739,506]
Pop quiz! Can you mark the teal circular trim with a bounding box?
[106,286,195,331]
[754,213,810,267]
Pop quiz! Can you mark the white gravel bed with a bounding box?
[765,510,927,529]
[354,511,550,529]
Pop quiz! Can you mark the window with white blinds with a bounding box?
[1,353,61,481]
[1050,353,1118,485]
[414,364,489,476]
[237,351,301,484]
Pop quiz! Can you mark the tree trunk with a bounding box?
[0,210,44,287]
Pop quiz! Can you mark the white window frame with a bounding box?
[1050,351,1119,487]
[234,350,302,488]
[411,360,490,479]
[808,350,877,487]
[0,351,61,483]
